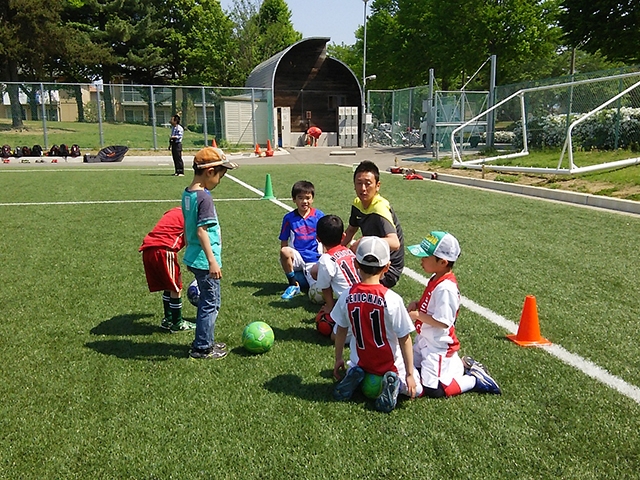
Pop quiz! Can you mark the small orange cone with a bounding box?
[265,139,274,157]
[254,143,261,155]
[211,138,217,148]
[507,295,551,346]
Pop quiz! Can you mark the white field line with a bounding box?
[0,198,264,207]
[229,174,640,406]
[227,174,294,212]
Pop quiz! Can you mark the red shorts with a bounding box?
[142,248,182,293]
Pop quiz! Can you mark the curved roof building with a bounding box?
[246,37,362,146]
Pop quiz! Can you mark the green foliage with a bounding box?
[255,0,302,60]
[560,0,640,64]
[513,107,640,150]
[360,0,563,90]
[226,0,262,85]
[173,0,237,86]
[1,165,640,477]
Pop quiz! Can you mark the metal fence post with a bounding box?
[251,88,257,147]
[96,85,104,147]
[39,83,48,149]
[391,90,396,147]
[201,87,208,146]
[150,86,158,150]
[486,54,497,148]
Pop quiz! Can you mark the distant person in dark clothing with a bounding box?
[170,115,184,176]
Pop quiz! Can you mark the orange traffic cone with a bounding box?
[507,295,551,346]
[254,143,262,155]
[265,139,274,157]
[211,138,217,148]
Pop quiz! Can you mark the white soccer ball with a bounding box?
[308,284,325,304]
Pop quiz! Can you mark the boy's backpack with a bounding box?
[48,145,60,156]
[21,146,31,156]
[13,146,22,158]
[32,144,43,157]
[59,144,70,157]
[69,144,81,157]
[1,145,11,158]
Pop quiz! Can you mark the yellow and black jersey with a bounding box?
[349,194,405,276]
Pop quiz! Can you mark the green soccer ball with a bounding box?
[361,372,384,399]
[242,321,275,354]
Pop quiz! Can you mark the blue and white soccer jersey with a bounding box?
[279,207,324,284]
[413,272,464,389]
[331,283,422,397]
[279,207,324,264]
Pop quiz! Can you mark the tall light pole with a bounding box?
[362,0,370,147]
[363,0,369,89]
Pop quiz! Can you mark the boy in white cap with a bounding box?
[331,236,422,412]
[407,231,501,397]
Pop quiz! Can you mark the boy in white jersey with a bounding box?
[312,214,360,338]
[332,236,421,412]
[314,215,360,312]
[407,231,501,397]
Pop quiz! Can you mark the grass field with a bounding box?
[1,163,640,479]
[0,119,225,153]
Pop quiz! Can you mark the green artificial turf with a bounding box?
[1,164,639,479]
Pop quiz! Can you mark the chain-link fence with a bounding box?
[494,65,640,151]
[366,86,431,147]
[366,64,640,153]
[0,82,273,152]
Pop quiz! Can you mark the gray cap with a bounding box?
[356,236,391,267]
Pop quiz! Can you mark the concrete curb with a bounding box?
[421,171,640,216]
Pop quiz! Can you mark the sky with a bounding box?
[219,0,368,46]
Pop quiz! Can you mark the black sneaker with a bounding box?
[189,346,227,360]
[213,342,227,350]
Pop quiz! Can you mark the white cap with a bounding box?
[356,236,391,267]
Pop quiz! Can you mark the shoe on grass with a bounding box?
[170,320,196,333]
[160,317,172,330]
[281,284,301,300]
[333,366,364,401]
[469,364,502,395]
[461,355,489,375]
[189,346,228,360]
[213,342,227,350]
[375,371,400,413]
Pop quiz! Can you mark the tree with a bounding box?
[560,0,640,64]
[357,0,562,90]
[173,0,237,86]
[0,0,76,126]
[255,0,302,61]
[226,0,262,85]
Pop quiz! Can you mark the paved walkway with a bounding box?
[0,145,429,171]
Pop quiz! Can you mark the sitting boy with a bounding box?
[279,180,324,299]
[407,231,501,397]
[313,214,360,312]
[332,236,421,413]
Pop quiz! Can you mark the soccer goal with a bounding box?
[451,71,640,174]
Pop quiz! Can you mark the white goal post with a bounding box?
[451,72,640,175]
